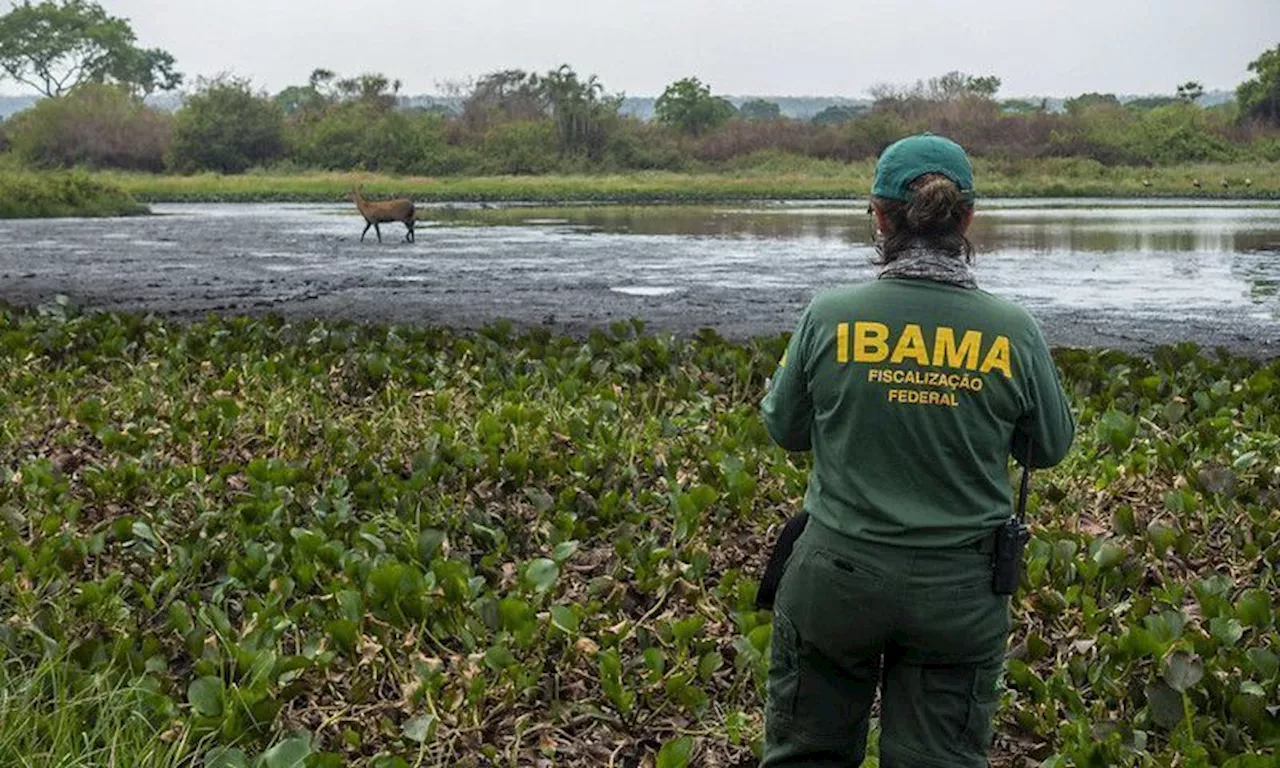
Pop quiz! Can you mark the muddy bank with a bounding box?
[0,202,1277,357]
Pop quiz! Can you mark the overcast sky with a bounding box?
[24,1,1280,98]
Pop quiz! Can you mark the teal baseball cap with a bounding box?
[871,132,976,202]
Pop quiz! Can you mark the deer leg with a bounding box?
[405,222,414,243]
[375,223,382,243]
[361,222,372,242]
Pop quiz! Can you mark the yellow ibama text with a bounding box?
[836,322,1012,379]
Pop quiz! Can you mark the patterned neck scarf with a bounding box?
[877,241,977,290]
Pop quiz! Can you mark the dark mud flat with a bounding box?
[1,201,1278,356]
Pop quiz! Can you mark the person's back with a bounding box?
[758,134,1075,768]
[766,278,1073,547]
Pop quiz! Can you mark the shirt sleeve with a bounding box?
[1013,321,1076,469]
[761,306,815,452]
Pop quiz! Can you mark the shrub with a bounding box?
[5,85,172,171]
[0,170,146,217]
[289,105,464,174]
[169,78,287,174]
[603,118,686,171]
[479,120,559,174]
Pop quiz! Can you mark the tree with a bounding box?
[169,77,286,174]
[1176,81,1204,103]
[926,71,1001,100]
[1065,92,1121,115]
[275,68,337,116]
[335,73,402,113]
[1237,44,1280,125]
[0,0,181,98]
[462,69,543,130]
[1126,95,1179,110]
[965,75,1002,99]
[739,99,782,122]
[533,65,621,158]
[654,77,736,135]
[5,82,171,169]
[810,104,864,125]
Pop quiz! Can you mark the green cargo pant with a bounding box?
[762,517,1011,768]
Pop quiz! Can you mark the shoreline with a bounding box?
[93,161,1280,204]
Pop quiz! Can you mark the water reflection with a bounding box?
[426,202,1280,254]
[422,201,1280,316]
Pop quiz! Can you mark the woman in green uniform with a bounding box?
[759,133,1075,767]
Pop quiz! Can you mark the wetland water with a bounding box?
[1,199,1278,354]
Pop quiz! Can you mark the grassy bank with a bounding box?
[94,158,1280,204]
[0,303,1276,767]
[0,170,149,218]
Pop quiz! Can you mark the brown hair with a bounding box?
[871,173,975,264]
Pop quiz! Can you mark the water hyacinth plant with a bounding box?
[0,301,1276,767]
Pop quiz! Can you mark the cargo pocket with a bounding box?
[965,663,1003,753]
[764,610,799,739]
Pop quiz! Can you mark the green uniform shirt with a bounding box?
[762,278,1076,548]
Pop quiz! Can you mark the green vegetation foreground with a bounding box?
[0,169,146,218]
[96,158,1280,205]
[0,305,1276,767]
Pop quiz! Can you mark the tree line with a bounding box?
[1,1,1278,176]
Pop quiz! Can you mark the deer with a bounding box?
[351,186,416,244]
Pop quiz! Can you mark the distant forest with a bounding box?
[0,90,1241,121]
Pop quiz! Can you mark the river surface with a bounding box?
[1,199,1278,355]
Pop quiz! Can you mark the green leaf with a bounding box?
[401,714,437,744]
[644,647,666,677]
[326,619,359,653]
[549,604,580,635]
[1162,401,1186,424]
[1164,650,1204,693]
[131,520,158,544]
[1146,522,1179,557]
[1145,680,1184,729]
[1096,410,1137,454]
[552,540,580,563]
[187,676,224,718]
[1111,505,1136,536]
[205,748,250,768]
[656,736,694,768]
[416,529,446,562]
[1209,617,1244,647]
[1240,681,1266,698]
[483,644,516,671]
[1092,541,1126,570]
[672,616,705,645]
[1235,588,1273,629]
[1163,489,1197,515]
[257,733,312,768]
[1221,756,1278,768]
[748,623,772,653]
[1245,648,1279,679]
[525,558,559,593]
[526,488,555,513]
[697,651,724,681]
